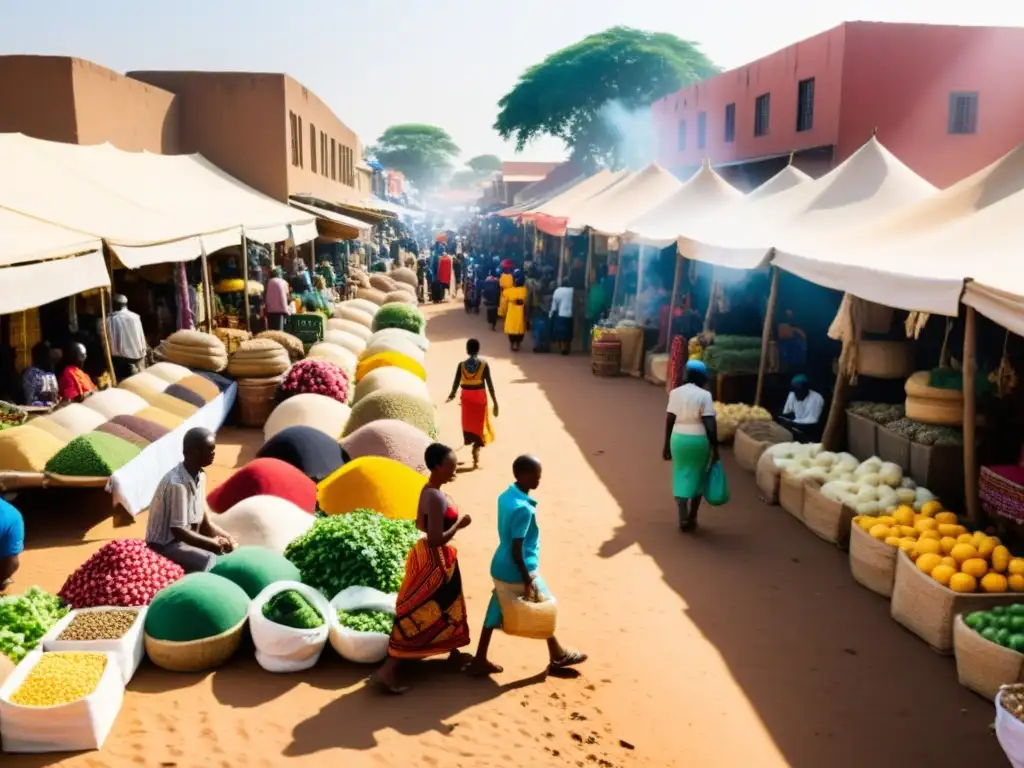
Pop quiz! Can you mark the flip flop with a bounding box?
[548,649,588,672]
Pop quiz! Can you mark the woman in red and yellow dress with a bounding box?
[57,342,96,402]
[446,338,498,469]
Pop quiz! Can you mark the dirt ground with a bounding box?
[6,302,1005,767]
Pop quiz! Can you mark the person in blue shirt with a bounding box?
[0,497,25,591]
[469,455,587,677]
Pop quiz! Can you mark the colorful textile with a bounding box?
[58,366,96,401]
[437,255,453,286]
[498,273,513,317]
[484,574,551,629]
[387,538,471,659]
[22,366,58,406]
[461,386,494,447]
[980,465,1024,522]
[670,432,710,499]
[667,335,686,393]
[503,286,527,337]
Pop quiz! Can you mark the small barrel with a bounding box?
[591,334,621,377]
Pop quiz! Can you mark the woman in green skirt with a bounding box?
[662,360,719,532]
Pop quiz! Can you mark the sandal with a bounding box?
[548,649,588,672]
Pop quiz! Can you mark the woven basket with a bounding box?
[591,338,621,377]
[144,619,247,672]
[503,595,558,640]
[733,429,767,474]
[755,451,781,505]
[779,472,805,522]
[856,340,916,379]
[890,551,1022,654]
[906,395,963,427]
[953,614,1024,700]
[236,376,284,428]
[802,483,855,548]
[848,522,897,597]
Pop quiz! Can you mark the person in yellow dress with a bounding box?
[497,261,514,322]
[503,271,528,352]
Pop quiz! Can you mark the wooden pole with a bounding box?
[755,265,780,406]
[240,234,250,331]
[579,231,594,351]
[557,236,566,283]
[963,306,980,525]
[665,250,683,360]
[821,338,853,451]
[635,245,646,308]
[97,288,117,387]
[199,248,213,333]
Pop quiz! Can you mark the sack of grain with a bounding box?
[335,306,374,329]
[306,343,357,379]
[144,362,193,384]
[264,393,352,442]
[166,329,227,353]
[371,327,430,352]
[352,366,430,405]
[207,457,317,514]
[355,287,387,306]
[158,340,228,373]
[318,456,426,520]
[0,425,67,473]
[383,291,417,306]
[343,390,435,439]
[321,327,367,357]
[362,336,426,365]
[327,319,372,343]
[44,404,107,437]
[340,419,432,473]
[256,426,346,482]
[81,389,149,420]
[209,546,302,599]
[340,298,379,317]
[215,495,316,553]
[41,607,148,683]
[227,338,291,378]
[355,350,426,384]
[390,267,418,288]
[369,274,398,293]
[255,330,305,362]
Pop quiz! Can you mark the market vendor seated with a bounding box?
[778,374,825,443]
[0,497,24,592]
[57,342,96,402]
[145,427,237,573]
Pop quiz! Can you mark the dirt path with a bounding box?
[7,302,1003,767]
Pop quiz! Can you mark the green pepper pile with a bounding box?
[336,608,394,635]
[262,590,324,630]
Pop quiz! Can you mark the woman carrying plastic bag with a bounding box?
[328,586,396,664]
[249,581,332,673]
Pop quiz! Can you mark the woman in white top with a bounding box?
[663,359,720,531]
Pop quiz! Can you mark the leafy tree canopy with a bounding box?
[369,124,460,189]
[449,169,482,189]
[466,154,502,173]
[494,27,718,168]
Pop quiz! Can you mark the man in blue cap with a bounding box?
[778,374,825,442]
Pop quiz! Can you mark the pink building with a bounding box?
[653,22,1024,188]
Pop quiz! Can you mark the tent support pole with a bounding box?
[557,235,566,284]
[822,338,853,451]
[240,234,250,331]
[665,250,683,385]
[579,231,594,352]
[963,306,980,525]
[755,265,779,407]
[199,248,213,333]
[98,287,117,387]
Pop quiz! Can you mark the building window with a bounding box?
[754,93,770,137]
[297,117,303,167]
[330,139,337,180]
[677,120,687,151]
[321,132,328,176]
[309,123,317,173]
[289,112,299,166]
[724,103,736,143]
[697,111,707,150]
[345,147,352,186]
[796,78,815,132]
[948,92,979,135]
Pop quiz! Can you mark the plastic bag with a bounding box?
[996,688,1024,768]
[249,581,332,673]
[705,461,730,506]
[328,586,396,664]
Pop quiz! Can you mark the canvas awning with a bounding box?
[0,208,107,314]
[532,170,632,236]
[0,134,317,269]
[565,164,683,236]
[290,199,371,240]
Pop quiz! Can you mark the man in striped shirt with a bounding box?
[145,428,236,573]
[104,294,147,380]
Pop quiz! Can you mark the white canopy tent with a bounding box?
[679,138,936,272]
[0,134,317,269]
[0,208,107,315]
[565,164,683,236]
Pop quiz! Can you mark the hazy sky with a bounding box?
[2,1,1022,166]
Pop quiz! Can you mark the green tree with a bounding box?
[449,169,482,189]
[466,154,502,173]
[495,27,718,169]
[369,124,460,189]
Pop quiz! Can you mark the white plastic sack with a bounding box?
[249,581,332,673]
[0,649,124,753]
[328,586,396,664]
[41,606,147,684]
[997,688,1024,768]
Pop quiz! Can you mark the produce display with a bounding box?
[0,587,68,662]
[355,350,427,385]
[206,457,317,514]
[1001,684,1024,724]
[263,393,353,442]
[0,425,67,473]
[702,335,763,373]
[0,401,29,430]
[963,605,1024,651]
[336,608,394,635]
[715,402,772,442]
[58,540,185,609]
[279,358,351,404]
[56,609,139,641]
[343,389,436,439]
[848,401,905,425]
[855,503,1023,593]
[43,432,142,476]
[262,590,325,629]
[284,510,420,597]
[9,651,107,707]
[144,572,251,643]
[317,456,426,520]
[340,419,432,473]
[370,303,426,336]
[209,546,303,599]
[255,330,305,362]
[884,417,963,446]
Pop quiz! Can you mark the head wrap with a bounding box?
[685,359,707,374]
[791,374,809,388]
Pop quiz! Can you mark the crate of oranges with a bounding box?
[0,650,124,753]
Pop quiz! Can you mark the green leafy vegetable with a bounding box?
[371,304,426,336]
[337,608,395,635]
[284,509,419,596]
[262,590,324,629]
[0,586,69,662]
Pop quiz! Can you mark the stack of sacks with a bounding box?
[227,338,292,378]
[44,431,142,476]
[307,342,358,379]
[214,495,316,554]
[0,425,67,472]
[207,457,317,513]
[321,325,367,356]
[81,388,149,420]
[371,327,429,353]
[158,329,228,372]
[37,403,106,437]
[145,362,193,384]
[344,389,435,439]
[327,319,372,344]
[355,287,387,306]
[343,298,381,317]
[256,330,305,362]
[164,373,221,408]
[256,425,347,482]
[341,419,432,473]
[369,274,399,294]
[353,367,430,405]
[356,350,426,384]
[363,335,426,365]
[390,267,418,290]
[371,304,426,336]
[383,291,417,306]
[334,304,374,330]
[317,456,425,520]
[264,393,352,441]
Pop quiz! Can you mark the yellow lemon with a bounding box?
[919,530,941,542]
[899,525,919,539]
[892,507,915,526]
[1007,558,1024,576]
[875,516,897,528]
[937,524,963,538]
[915,518,938,534]
[978,537,997,560]
[930,564,957,586]
[920,500,944,518]
[991,545,1011,573]
[914,538,942,557]
[1009,574,1024,592]
[957,533,975,545]
[981,572,1009,593]
[934,511,959,526]
[960,558,989,579]
[941,556,958,569]
[916,553,943,574]
[940,536,957,555]
[951,543,979,563]
[858,516,877,532]
[869,524,892,540]
[897,540,916,557]
[973,531,989,550]
[949,572,977,593]
[885,536,902,547]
